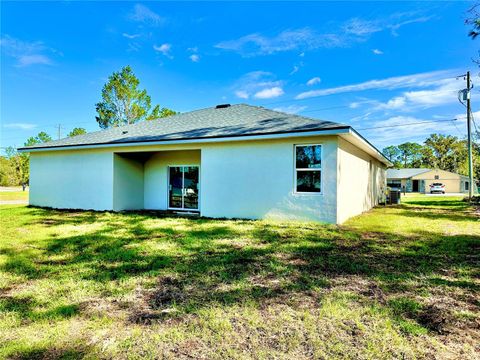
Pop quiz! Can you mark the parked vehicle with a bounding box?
[430,183,445,194]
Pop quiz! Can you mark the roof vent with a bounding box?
[215,104,231,109]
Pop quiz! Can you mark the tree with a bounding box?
[25,131,52,147]
[421,134,464,173]
[382,146,402,168]
[3,132,53,188]
[95,66,176,129]
[397,142,423,168]
[68,128,87,137]
[0,156,14,186]
[382,142,423,168]
[466,4,480,39]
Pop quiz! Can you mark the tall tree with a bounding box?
[397,142,423,168]
[421,134,462,172]
[25,131,52,146]
[382,146,402,168]
[95,66,176,129]
[68,128,87,137]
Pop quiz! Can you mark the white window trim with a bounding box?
[294,144,323,195]
[167,165,201,211]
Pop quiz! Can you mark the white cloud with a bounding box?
[0,35,57,67]
[342,18,382,36]
[232,71,283,99]
[122,33,141,39]
[295,69,455,99]
[254,86,284,99]
[360,115,462,147]
[290,65,300,75]
[17,54,52,67]
[306,77,321,86]
[372,77,461,112]
[375,96,406,110]
[235,90,249,99]
[129,4,164,25]
[189,54,200,62]
[273,105,307,114]
[216,13,433,57]
[153,43,172,58]
[388,16,432,36]
[372,48,383,55]
[215,28,345,57]
[3,123,37,130]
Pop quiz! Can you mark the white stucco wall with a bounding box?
[29,149,114,210]
[200,136,339,223]
[144,150,200,210]
[336,138,386,223]
[113,154,144,211]
[28,134,386,223]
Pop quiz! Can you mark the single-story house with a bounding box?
[387,168,472,193]
[19,104,391,224]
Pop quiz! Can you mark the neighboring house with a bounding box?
[387,168,472,193]
[19,104,391,224]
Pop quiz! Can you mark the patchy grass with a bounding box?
[0,197,478,359]
[0,191,28,201]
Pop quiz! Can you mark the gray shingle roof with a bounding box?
[386,168,431,179]
[19,104,349,150]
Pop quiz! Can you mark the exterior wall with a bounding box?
[113,154,144,211]
[200,136,339,223]
[144,150,200,210]
[29,149,114,210]
[28,135,387,223]
[336,138,386,224]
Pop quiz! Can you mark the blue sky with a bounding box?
[1,1,478,153]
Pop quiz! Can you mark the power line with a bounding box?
[356,118,462,131]
[261,81,462,107]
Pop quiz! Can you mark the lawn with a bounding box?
[0,196,478,359]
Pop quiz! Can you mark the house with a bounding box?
[19,104,391,224]
[387,168,472,194]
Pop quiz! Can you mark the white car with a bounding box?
[429,183,445,194]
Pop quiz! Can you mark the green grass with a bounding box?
[0,191,28,201]
[0,196,478,359]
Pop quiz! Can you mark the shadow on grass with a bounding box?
[1,201,479,333]
[11,344,91,360]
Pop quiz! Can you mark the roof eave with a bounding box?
[18,127,351,153]
[340,129,393,167]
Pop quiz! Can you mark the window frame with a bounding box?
[294,144,323,195]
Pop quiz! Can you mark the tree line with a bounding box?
[382,133,480,180]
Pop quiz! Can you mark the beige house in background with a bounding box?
[387,168,472,194]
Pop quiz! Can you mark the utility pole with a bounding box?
[466,71,474,200]
[56,124,63,140]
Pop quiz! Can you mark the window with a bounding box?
[465,181,469,191]
[295,144,321,193]
[387,180,402,188]
[434,175,439,180]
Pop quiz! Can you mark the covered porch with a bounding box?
[113,149,201,212]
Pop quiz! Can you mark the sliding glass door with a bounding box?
[168,166,199,210]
